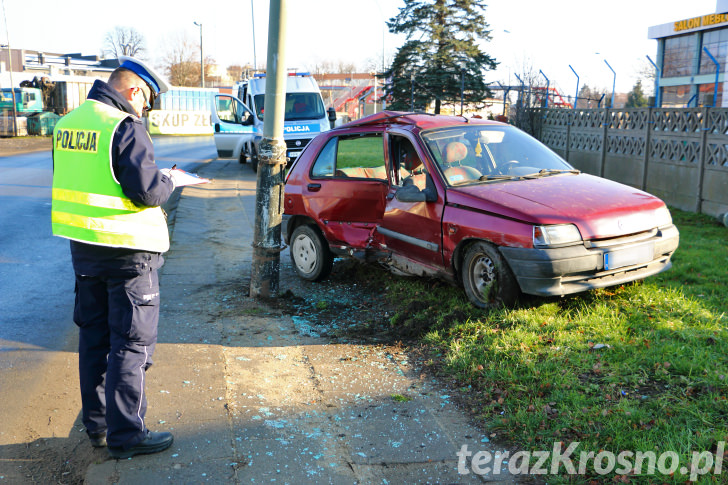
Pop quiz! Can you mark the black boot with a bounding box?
[108,431,174,459]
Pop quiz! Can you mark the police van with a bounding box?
[211,72,333,172]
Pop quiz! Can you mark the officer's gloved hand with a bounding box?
[160,168,178,189]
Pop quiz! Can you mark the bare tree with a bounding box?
[227,65,247,83]
[103,26,146,58]
[159,31,199,87]
[634,58,657,97]
[510,59,547,133]
[305,60,357,76]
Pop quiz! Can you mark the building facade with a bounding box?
[649,0,728,107]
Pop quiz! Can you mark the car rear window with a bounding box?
[311,134,386,180]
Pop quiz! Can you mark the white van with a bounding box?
[211,72,334,171]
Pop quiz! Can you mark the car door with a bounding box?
[211,94,256,158]
[378,133,446,269]
[304,131,389,248]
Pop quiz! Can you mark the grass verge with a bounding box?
[380,208,728,483]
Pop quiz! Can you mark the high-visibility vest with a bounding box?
[51,100,170,253]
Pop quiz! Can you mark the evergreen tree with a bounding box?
[625,80,649,108]
[384,0,497,113]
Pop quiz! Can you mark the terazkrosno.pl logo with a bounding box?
[457,442,726,481]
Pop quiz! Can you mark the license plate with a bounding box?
[287,150,302,159]
[604,244,654,271]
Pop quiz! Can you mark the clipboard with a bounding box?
[160,167,211,187]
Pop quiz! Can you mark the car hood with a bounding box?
[447,173,668,239]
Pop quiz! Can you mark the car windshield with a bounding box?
[421,124,576,186]
[254,93,326,121]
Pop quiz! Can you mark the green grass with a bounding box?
[379,208,728,483]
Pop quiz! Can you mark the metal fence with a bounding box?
[520,107,728,218]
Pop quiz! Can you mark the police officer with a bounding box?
[52,56,178,459]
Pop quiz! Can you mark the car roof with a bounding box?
[338,110,504,132]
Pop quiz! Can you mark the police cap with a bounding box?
[118,56,171,95]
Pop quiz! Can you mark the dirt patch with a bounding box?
[0,136,52,156]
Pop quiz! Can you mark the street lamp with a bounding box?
[193,21,204,88]
[514,72,525,109]
[410,73,415,111]
[496,81,510,116]
[539,70,549,108]
[460,63,465,115]
[646,55,661,108]
[604,59,615,108]
[569,65,579,110]
[702,47,719,107]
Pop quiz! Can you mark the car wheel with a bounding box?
[462,241,518,309]
[290,225,333,281]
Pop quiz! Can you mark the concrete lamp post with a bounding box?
[194,21,204,88]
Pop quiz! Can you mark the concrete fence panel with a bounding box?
[526,107,728,219]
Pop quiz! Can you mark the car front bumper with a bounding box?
[499,224,680,297]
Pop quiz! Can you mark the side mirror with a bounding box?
[327,107,337,128]
[243,114,254,126]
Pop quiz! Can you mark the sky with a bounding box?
[1,0,721,96]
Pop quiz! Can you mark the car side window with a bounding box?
[216,96,235,123]
[311,137,337,177]
[311,133,386,180]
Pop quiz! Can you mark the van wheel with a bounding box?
[251,145,259,173]
[238,149,246,164]
[461,241,518,309]
[290,225,333,281]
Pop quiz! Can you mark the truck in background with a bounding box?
[0,87,44,114]
[1,77,98,136]
[211,72,335,172]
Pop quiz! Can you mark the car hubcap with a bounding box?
[472,254,496,300]
[292,234,317,274]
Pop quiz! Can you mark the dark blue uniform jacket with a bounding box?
[66,80,175,277]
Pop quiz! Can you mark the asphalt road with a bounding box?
[0,135,218,397]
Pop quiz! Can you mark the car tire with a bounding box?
[290,225,333,281]
[462,241,518,309]
[251,145,259,173]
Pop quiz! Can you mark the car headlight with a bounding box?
[533,224,582,248]
[654,206,673,227]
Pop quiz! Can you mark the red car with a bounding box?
[283,111,679,308]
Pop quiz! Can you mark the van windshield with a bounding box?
[254,93,325,121]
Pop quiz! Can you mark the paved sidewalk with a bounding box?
[84,159,521,484]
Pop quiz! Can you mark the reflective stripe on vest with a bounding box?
[51,100,170,252]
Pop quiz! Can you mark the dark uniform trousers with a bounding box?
[73,266,160,449]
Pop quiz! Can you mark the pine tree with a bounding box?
[384,0,497,113]
[626,80,649,108]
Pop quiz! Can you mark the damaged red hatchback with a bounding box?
[283,111,679,308]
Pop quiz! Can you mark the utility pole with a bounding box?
[194,21,204,88]
[251,0,257,72]
[249,0,287,298]
[1,44,17,136]
[1,0,17,137]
